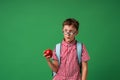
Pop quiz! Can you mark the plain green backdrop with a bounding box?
[0,0,120,80]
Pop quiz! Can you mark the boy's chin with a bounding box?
[65,39,73,43]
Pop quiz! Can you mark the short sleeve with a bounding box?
[81,44,90,62]
[52,48,58,60]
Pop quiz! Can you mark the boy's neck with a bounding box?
[64,38,76,44]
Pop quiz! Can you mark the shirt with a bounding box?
[52,40,90,80]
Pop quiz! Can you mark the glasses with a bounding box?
[63,31,76,35]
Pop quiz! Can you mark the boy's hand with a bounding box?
[43,53,51,58]
[43,53,51,61]
[43,49,53,57]
[43,49,53,61]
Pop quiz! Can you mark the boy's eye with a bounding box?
[64,29,75,32]
[63,30,76,35]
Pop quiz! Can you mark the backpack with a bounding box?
[52,41,82,76]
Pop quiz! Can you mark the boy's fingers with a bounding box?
[43,54,47,57]
[43,54,51,58]
[46,55,51,58]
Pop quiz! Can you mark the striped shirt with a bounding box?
[52,40,90,80]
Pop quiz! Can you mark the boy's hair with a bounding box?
[62,18,79,31]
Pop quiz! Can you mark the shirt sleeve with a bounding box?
[81,44,90,62]
[52,48,58,60]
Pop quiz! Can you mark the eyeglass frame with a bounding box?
[62,30,77,35]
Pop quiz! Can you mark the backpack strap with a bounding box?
[56,43,61,64]
[52,43,61,76]
[77,42,82,64]
[55,42,82,64]
[53,42,82,76]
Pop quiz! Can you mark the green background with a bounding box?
[0,0,120,80]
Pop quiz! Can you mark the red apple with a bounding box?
[44,49,53,57]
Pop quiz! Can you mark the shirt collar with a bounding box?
[62,39,77,47]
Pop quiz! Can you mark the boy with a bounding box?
[44,18,90,80]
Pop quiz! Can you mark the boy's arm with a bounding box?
[81,61,88,80]
[45,55,59,73]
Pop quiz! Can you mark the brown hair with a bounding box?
[62,18,79,31]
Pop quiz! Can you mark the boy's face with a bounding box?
[62,25,78,43]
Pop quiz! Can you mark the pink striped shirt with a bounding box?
[52,40,90,80]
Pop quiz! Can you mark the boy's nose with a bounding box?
[65,33,70,36]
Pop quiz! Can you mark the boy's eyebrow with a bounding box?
[64,29,76,32]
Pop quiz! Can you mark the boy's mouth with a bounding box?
[66,37,71,39]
